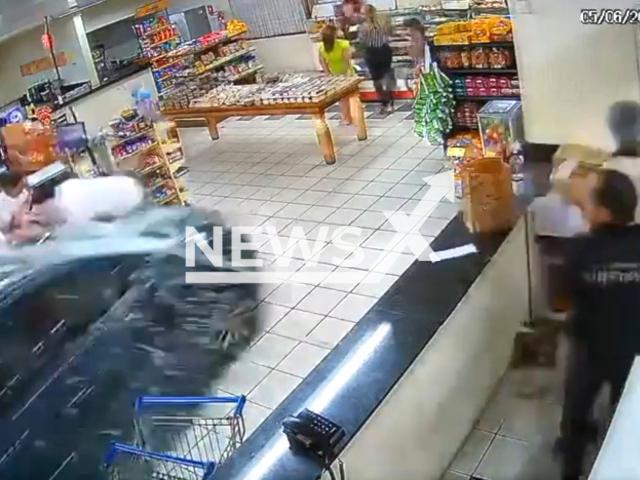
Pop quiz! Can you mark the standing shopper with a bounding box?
[318,24,355,125]
[559,169,640,480]
[404,17,426,71]
[359,4,394,114]
[339,0,364,39]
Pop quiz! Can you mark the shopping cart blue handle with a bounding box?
[104,442,217,472]
[135,395,246,416]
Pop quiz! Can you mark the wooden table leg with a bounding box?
[349,94,368,141]
[313,112,336,165]
[207,116,219,140]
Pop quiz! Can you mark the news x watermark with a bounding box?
[184,170,477,285]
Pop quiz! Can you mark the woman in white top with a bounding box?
[7,174,146,244]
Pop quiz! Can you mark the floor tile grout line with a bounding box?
[470,432,498,479]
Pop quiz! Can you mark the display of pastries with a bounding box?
[185,75,358,109]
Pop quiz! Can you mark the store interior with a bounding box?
[0,0,637,479]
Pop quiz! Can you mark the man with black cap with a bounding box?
[559,166,640,480]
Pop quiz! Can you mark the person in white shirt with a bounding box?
[7,174,146,244]
[54,174,145,224]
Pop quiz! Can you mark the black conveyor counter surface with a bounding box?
[212,162,553,480]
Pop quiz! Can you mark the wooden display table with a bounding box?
[160,78,367,165]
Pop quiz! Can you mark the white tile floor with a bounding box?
[180,105,457,437]
[443,354,608,480]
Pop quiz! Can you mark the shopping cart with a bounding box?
[104,442,216,480]
[133,395,246,470]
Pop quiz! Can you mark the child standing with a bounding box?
[318,24,355,125]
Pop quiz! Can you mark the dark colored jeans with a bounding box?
[560,340,631,479]
[364,44,395,107]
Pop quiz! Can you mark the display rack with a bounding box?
[423,1,519,156]
[153,21,266,111]
[109,113,188,206]
[133,4,184,96]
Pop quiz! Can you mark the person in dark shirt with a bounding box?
[559,168,640,480]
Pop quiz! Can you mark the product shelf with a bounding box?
[134,5,183,94]
[432,41,514,48]
[455,94,520,101]
[145,35,180,49]
[443,68,517,74]
[112,128,155,147]
[164,30,248,60]
[109,118,188,207]
[139,24,173,37]
[189,47,257,76]
[228,65,264,82]
[114,143,159,162]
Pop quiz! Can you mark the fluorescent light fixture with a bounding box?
[244,323,392,480]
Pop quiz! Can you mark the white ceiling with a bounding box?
[0,0,108,42]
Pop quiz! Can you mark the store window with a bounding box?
[229,0,307,39]
[86,18,144,85]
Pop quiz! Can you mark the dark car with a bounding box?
[0,206,260,479]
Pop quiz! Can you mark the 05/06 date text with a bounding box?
[581,9,640,25]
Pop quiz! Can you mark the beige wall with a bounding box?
[0,16,90,106]
[0,0,234,106]
[509,0,640,149]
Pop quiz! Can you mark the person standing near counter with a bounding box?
[359,4,395,114]
[559,169,640,480]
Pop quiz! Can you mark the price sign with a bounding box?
[136,0,169,18]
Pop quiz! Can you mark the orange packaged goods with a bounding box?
[437,48,466,69]
[461,156,516,233]
[471,19,491,43]
[488,47,513,69]
[1,123,61,173]
[488,16,512,42]
[470,47,489,69]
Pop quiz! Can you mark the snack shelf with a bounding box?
[153,58,185,72]
[134,4,183,94]
[430,3,521,157]
[229,65,264,82]
[115,143,159,161]
[112,128,156,146]
[139,162,164,175]
[146,35,180,49]
[443,68,517,74]
[109,115,188,207]
[432,41,514,48]
[187,47,257,76]
[164,30,248,60]
[140,24,173,37]
[456,94,520,101]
